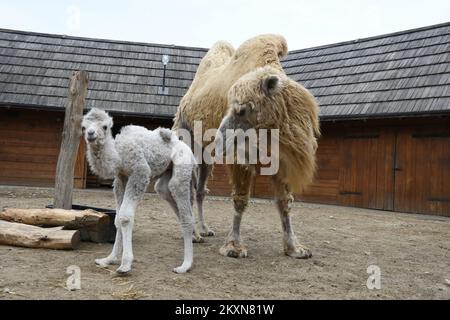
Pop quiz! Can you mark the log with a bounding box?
[0,208,111,243]
[0,207,108,227]
[54,70,89,209]
[0,220,80,250]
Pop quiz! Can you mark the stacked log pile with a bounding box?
[0,208,111,250]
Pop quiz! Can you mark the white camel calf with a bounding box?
[82,108,197,274]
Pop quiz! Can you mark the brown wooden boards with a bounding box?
[394,126,450,215]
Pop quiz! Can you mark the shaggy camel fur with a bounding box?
[82,108,197,274]
[173,34,320,259]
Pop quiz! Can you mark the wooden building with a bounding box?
[0,29,205,188]
[285,22,450,216]
[0,23,449,216]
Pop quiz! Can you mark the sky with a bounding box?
[0,0,449,50]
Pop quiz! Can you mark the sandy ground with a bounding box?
[0,185,449,300]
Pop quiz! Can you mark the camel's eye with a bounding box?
[103,125,107,131]
[81,126,85,132]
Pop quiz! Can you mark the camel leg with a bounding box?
[195,163,214,236]
[95,175,127,267]
[116,165,150,274]
[219,165,254,258]
[272,177,312,259]
[168,164,195,273]
[156,171,203,243]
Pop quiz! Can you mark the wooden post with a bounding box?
[54,70,89,209]
[74,138,88,189]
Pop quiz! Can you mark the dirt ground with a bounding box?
[0,186,449,300]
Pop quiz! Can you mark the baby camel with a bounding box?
[82,108,197,274]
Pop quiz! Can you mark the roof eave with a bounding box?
[0,103,175,120]
[320,110,450,121]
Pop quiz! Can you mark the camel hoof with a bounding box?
[116,265,132,275]
[219,241,247,258]
[95,257,119,267]
[192,235,205,243]
[200,229,215,237]
[173,266,190,274]
[285,245,312,259]
[197,224,215,237]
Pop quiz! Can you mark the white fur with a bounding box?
[82,108,197,274]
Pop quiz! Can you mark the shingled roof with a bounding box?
[283,22,450,119]
[0,28,207,118]
[0,22,449,120]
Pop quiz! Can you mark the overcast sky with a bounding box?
[0,0,449,50]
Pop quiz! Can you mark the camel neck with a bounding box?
[87,135,120,179]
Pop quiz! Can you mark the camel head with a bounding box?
[217,66,284,136]
[81,108,113,146]
[214,66,285,166]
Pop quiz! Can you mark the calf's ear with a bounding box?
[261,75,282,96]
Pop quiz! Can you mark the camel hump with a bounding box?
[235,34,288,60]
[195,41,235,76]
[158,128,173,143]
[209,41,235,57]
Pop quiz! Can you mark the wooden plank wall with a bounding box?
[301,133,340,204]
[208,165,232,196]
[301,124,410,212]
[0,108,86,188]
[394,126,450,216]
[74,138,87,188]
[301,119,449,216]
[5,108,446,217]
[336,127,395,210]
[208,165,274,198]
[0,108,63,186]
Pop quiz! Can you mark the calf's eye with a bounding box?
[103,125,107,131]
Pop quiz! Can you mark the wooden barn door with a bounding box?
[394,127,450,216]
[338,128,395,210]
